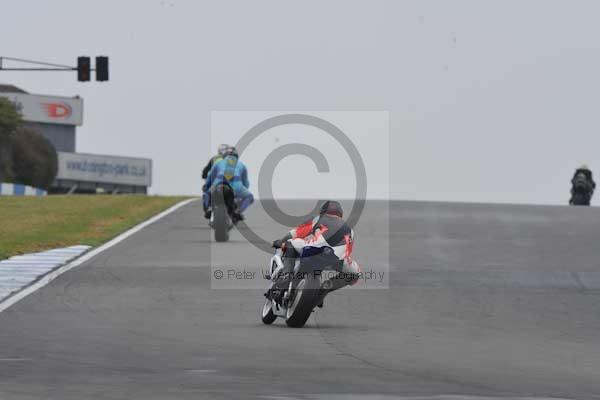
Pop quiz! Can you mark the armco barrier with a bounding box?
[0,182,47,196]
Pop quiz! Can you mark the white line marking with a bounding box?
[186,369,218,373]
[0,271,51,276]
[284,396,578,400]
[0,277,36,282]
[0,268,55,272]
[4,255,69,259]
[0,198,197,314]
[7,260,68,264]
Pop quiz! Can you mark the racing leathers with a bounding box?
[202,155,254,218]
[274,213,360,298]
[202,155,224,180]
[570,168,595,205]
[202,154,224,216]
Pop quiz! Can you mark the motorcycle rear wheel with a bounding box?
[213,203,229,242]
[285,276,320,328]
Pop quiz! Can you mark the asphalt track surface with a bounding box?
[1,200,600,400]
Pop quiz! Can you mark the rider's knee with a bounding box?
[346,272,360,286]
[342,260,361,286]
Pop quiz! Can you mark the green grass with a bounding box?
[0,195,191,260]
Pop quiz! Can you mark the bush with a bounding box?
[0,97,22,181]
[0,98,58,189]
[0,97,22,138]
[0,137,13,182]
[10,127,58,190]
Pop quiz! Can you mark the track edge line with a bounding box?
[0,198,198,313]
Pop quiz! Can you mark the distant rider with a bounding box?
[202,144,229,180]
[203,146,254,223]
[570,165,595,205]
[202,144,229,218]
[271,201,360,307]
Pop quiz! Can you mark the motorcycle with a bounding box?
[570,177,593,206]
[570,191,592,206]
[210,183,235,242]
[261,244,339,328]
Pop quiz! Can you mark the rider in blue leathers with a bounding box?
[202,147,254,222]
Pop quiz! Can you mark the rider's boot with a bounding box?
[315,271,360,308]
[232,212,245,224]
[315,288,328,308]
[204,209,212,219]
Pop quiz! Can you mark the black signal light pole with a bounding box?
[0,56,110,82]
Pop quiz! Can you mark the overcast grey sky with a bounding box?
[2,0,599,204]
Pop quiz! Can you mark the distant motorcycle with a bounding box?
[570,191,592,206]
[261,244,339,328]
[210,183,235,242]
[570,174,593,206]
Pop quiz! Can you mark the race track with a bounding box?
[1,200,599,400]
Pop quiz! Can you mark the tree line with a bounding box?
[0,97,58,190]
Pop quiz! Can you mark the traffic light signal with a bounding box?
[96,56,109,82]
[77,56,90,81]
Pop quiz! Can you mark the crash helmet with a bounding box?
[319,200,343,218]
[217,144,230,157]
[225,146,238,158]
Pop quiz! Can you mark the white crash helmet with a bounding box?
[218,144,229,156]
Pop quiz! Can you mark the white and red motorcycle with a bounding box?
[261,244,343,328]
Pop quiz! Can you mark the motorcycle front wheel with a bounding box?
[261,298,277,324]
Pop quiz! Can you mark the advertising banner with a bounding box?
[0,92,83,126]
[57,152,152,187]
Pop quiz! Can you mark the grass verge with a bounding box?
[0,195,191,260]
